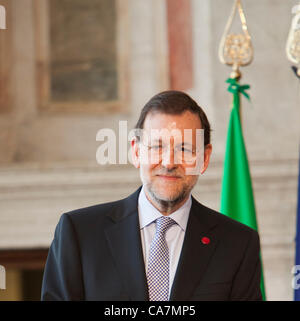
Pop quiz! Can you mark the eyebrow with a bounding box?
[148,137,162,144]
[179,142,193,146]
[149,140,194,147]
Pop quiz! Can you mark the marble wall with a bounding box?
[0,0,299,300]
[190,0,299,300]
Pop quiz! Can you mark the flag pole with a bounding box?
[219,0,266,300]
[218,0,253,128]
[286,1,300,78]
[286,1,300,301]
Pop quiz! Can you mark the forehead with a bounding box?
[143,111,202,131]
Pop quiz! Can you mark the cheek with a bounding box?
[184,174,199,186]
[140,163,157,177]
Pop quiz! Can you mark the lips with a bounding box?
[156,175,181,180]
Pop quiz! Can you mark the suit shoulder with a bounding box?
[196,201,258,237]
[56,187,142,231]
[61,197,126,225]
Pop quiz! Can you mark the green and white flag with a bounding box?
[220,78,266,300]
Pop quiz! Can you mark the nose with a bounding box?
[161,145,177,169]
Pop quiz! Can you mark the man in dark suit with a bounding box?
[41,91,262,301]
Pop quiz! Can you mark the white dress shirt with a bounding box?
[138,185,192,298]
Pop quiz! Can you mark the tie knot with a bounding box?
[155,216,176,235]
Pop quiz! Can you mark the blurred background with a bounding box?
[0,0,299,300]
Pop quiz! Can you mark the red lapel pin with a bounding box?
[201,236,210,245]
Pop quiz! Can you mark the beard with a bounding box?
[141,166,197,212]
[146,182,189,211]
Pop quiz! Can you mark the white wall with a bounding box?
[0,0,298,301]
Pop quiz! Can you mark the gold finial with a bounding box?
[286,2,300,76]
[219,0,253,79]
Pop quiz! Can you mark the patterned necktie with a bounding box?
[147,216,176,301]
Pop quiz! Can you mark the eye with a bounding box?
[180,147,193,153]
[150,145,162,150]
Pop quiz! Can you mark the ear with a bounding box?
[131,137,140,169]
[201,144,212,174]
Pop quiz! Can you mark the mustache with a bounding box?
[154,168,183,177]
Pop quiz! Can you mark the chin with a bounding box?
[152,186,182,202]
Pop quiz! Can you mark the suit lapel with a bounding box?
[104,187,149,301]
[170,197,220,301]
[104,188,221,301]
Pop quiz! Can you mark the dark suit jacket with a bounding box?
[41,186,262,301]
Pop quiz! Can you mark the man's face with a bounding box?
[132,111,212,204]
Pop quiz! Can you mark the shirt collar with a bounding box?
[138,185,191,231]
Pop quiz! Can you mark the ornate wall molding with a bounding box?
[0,0,12,114]
[34,0,130,115]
